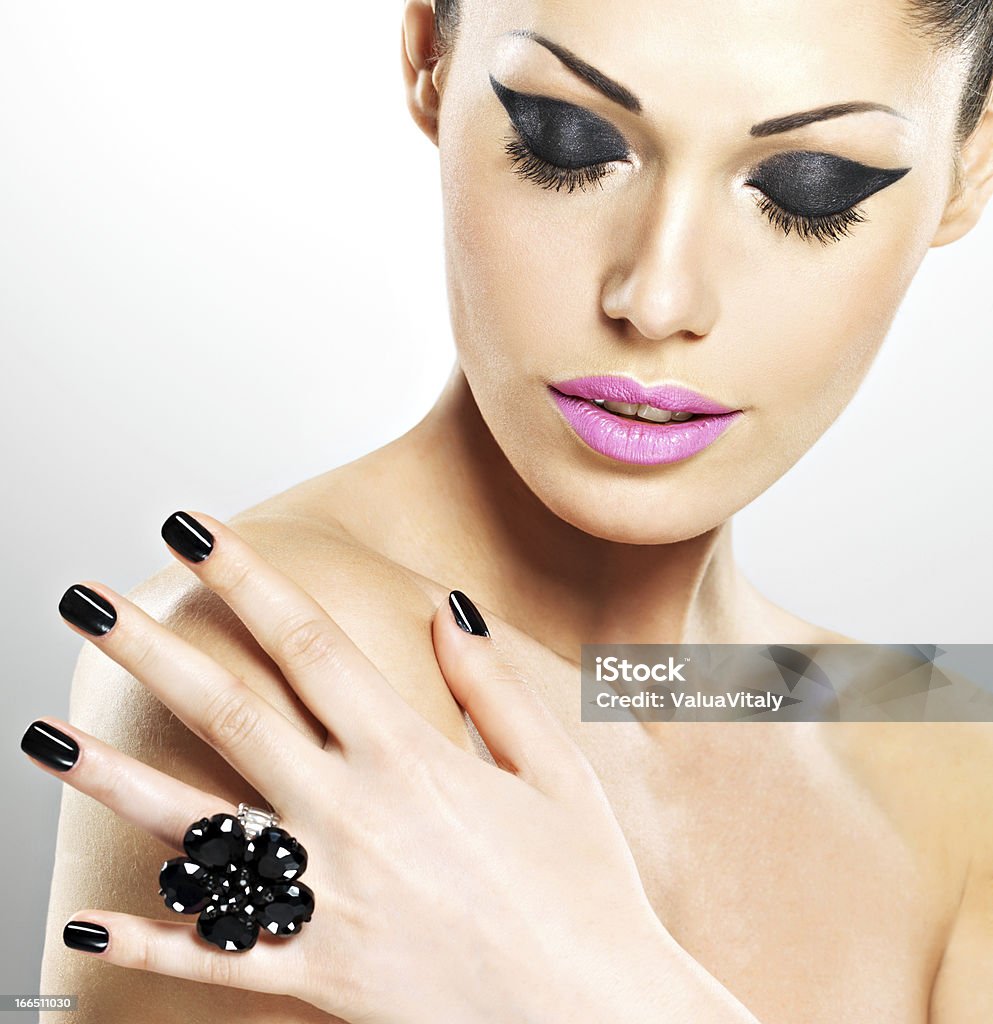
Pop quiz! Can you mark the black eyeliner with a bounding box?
[747,150,911,217]
[488,75,629,168]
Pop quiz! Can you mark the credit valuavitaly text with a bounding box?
[592,656,785,711]
[593,690,785,711]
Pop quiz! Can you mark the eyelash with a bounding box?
[747,191,867,245]
[502,125,867,246]
[502,129,615,194]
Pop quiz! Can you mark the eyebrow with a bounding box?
[502,29,908,133]
[503,29,642,113]
[750,101,908,136]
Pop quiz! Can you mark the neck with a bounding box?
[366,365,764,658]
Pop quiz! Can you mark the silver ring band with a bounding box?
[237,802,279,838]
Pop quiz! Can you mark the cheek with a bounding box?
[440,136,604,388]
[737,219,929,450]
[734,150,950,447]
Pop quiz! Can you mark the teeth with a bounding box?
[602,401,640,416]
[594,399,698,423]
[634,404,673,423]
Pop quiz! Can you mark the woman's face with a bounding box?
[432,0,968,544]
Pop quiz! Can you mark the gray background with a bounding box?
[2,0,990,1000]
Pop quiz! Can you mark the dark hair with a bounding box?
[434,0,460,55]
[433,0,992,145]
[904,1,993,146]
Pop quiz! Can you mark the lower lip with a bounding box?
[548,388,743,466]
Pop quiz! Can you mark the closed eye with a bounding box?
[743,150,911,245]
[488,73,913,246]
[745,151,911,217]
[489,75,630,171]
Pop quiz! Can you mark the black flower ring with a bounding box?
[158,811,315,952]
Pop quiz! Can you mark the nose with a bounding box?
[600,185,721,342]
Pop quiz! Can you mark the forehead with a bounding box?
[461,0,962,138]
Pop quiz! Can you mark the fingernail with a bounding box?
[21,721,79,772]
[449,590,490,637]
[63,921,108,953]
[59,585,116,637]
[161,511,214,563]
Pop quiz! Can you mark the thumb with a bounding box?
[432,590,594,798]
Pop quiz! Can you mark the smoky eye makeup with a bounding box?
[744,150,911,218]
[487,72,911,244]
[489,74,630,169]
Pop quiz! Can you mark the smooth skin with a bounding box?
[29,516,782,1019]
[35,512,760,1023]
[33,0,993,1021]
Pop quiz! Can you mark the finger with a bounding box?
[159,510,425,751]
[61,910,307,1001]
[57,581,318,812]
[432,591,599,799]
[20,717,238,851]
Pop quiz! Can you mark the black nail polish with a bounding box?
[449,590,490,637]
[63,921,108,953]
[161,511,214,563]
[59,585,116,636]
[21,721,79,772]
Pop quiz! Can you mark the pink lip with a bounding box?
[548,375,743,467]
[551,375,738,414]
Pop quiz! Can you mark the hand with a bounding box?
[23,511,756,1023]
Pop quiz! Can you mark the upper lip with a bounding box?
[550,375,739,415]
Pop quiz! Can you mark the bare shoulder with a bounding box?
[733,573,863,644]
[810,716,993,1016]
[81,501,472,751]
[41,495,469,1023]
[818,717,993,1006]
[820,719,993,854]
[912,722,993,1019]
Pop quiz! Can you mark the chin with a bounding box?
[515,460,737,545]
[562,501,729,546]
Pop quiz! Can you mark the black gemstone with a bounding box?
[197,906,259,952]
[184,813,246,869]
[244,827,307,882]
[210,870,264,915]
[163,812,314,951]
[159,858,212,914]
[257,882,315,936]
